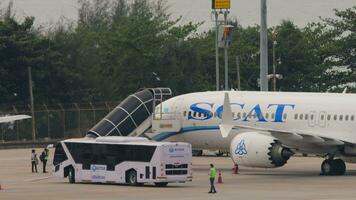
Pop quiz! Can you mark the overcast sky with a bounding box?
[1,0,355,30]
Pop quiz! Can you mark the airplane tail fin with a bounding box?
[219,92,233,138]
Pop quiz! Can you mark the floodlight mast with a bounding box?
[212,0,231,91]
[214,11,220,91]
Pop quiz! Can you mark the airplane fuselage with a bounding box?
[152,91,356,155]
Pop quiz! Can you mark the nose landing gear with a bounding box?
[321,158,346,176]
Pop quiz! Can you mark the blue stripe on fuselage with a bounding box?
[152,126,235,141]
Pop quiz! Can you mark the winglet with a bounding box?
[219,92,233,138]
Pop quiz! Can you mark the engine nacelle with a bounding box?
[230,132,294,168]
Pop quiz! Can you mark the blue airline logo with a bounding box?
[235,140,247,155]
[189,102,295,123]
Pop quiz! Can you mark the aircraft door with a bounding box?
[173,98,183,119]
[319,111,327,128]
[172,98,184,127]
[308,111,316,127]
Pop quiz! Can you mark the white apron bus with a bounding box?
[52,136,192,186]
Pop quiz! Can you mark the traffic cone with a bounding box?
[233,164,239,174]
[217,170,223,184]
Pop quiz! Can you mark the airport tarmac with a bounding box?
[1,148,356,200]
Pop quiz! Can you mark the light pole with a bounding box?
[260,0,268,91]
[214,11,220,91]
[236,56,241,90]
[212,0,231,91]
[223,10,230,90]
[28,66,36,141]
[272,31,277,91]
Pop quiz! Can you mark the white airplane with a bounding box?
[150,90,356,176]
[0,115,31,123]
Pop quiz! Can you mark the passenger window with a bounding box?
[294,114,298,120]
[351,115,355,121]
[339,115,343,121]
[327,115,331,121]
[321,115,324,120]
[334,115,337,120]
[271,113,275,119]
[237,112,241,119]
[243,112,247,118]
[305,114,308,120]
[299,114,303,120]
[193,112,197,117]
[345,115,349,121]
[265,113,269,119]
[198,112,201,117]
[283,113,287,120]
[188,111,192,117]
[311,115,314,120]
[183,111,187,117]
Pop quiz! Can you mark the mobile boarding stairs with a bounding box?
[87,88,181,138]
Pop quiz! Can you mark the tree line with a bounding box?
[0,0,355,106]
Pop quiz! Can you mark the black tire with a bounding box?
[127,170,138,186]
[321,160,333,175]
[68,167,75,184]
[155,182,168,187]
[334,159,346,175]
[321,159,346,176]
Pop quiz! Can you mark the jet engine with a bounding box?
[230,132,294,168]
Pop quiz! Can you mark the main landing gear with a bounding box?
[321,158,346,176]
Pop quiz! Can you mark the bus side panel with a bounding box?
[112,162,147,183]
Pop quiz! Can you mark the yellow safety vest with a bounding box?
[209,167,217,178]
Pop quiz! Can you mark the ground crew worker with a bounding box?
[31,149,38,173]
[208,163,217,193]
[40,148,49,173]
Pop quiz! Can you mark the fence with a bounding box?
[0,101,120,142]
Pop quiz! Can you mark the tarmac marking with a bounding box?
[25,176,51,182]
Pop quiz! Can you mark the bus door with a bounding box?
[89,145,107,183]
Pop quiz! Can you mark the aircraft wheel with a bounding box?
[321,159,333,175]
[334,159,346,175]
[321,159,346,176]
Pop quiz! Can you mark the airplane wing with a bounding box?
[218,92,345,146]
[231,124,344,146]
[0,115,32,123]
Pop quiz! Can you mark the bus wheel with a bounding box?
[154,182,168,187]
[127,170,138,186]
[68,167,75,184]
